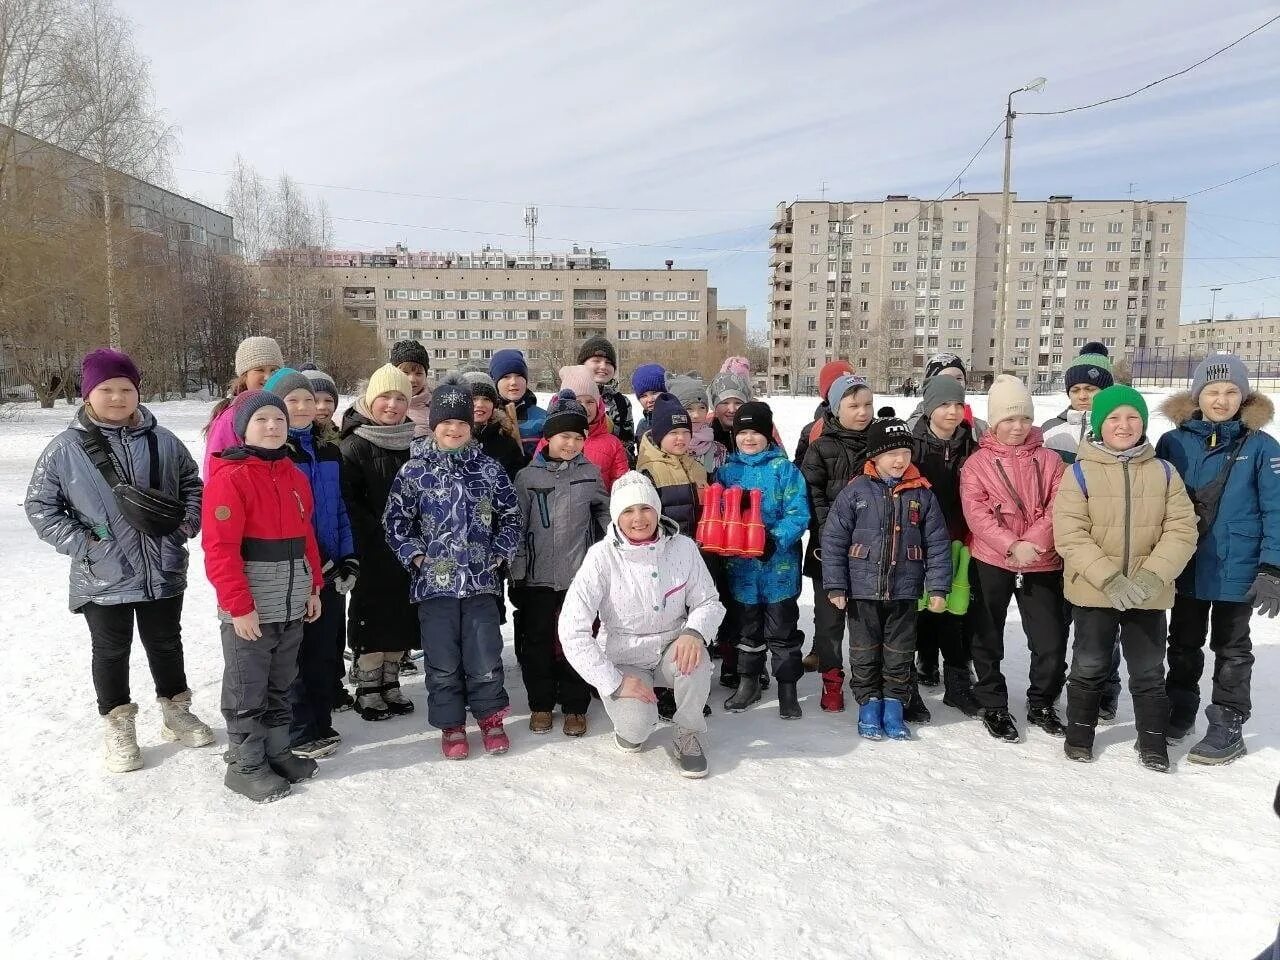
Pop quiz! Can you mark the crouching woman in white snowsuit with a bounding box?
[558,471,724,777]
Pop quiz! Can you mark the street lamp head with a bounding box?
[1023,77,1047,93]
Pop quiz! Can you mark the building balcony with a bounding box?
[769,232,792,247]
[768,252,792,268]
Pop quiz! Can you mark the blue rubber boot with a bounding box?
[881,698,911,740]
[857,698,884,740]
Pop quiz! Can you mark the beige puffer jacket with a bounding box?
[1052,439,1198,609]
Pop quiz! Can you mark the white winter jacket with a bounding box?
[558,518,726,695]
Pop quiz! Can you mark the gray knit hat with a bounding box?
[231,390,289,442]
[709,370,751,406]
[459,369,499,405]
[234,336,284,376]
[303,369,339,402]
[1191,352,1250,401]
[922,374,965,416]
[667,373,709,410]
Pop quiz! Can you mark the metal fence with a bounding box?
[1131,342,1280,390]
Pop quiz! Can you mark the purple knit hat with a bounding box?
[81,348,141,399]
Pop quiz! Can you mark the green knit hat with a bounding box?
[1090,384,1148,434]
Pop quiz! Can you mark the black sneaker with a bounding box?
[981,708,1020,743]
[291,738,338,760]
[1027,705,1066,738]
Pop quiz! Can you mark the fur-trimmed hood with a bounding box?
[1160,390,1274,431]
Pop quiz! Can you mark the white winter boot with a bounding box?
[158,690,215,747]
[104,703,143,773]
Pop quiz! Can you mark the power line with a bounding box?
[1175,159,1280,200]
[175,165,766,215]
[1021,12,1280,117]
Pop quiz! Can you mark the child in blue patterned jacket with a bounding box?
[383,380,522,760]
[715,401,811,719]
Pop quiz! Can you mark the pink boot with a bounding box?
[478,708,510,755]
[441,726,469,760]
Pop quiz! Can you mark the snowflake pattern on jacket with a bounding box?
[382,437,521,602]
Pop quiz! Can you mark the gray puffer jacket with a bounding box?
[25,405,203,612]
[511,451,610,590]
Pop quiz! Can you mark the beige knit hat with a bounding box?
[234,336,284,376]
[987,374,1034,426]
[365,363,413,409]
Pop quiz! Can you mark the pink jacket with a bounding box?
[960,427,1064,573]
[203,406,237,479]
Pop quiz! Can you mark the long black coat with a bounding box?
[339,411,418,653]
[909,418,977,543]
[799,413,869,578]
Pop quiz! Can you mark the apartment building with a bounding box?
[301,251,717,384]
[768,194,1186,393]
[716,306,748,357]
[1178,315,1280,354]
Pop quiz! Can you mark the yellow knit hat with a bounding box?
[365,363,412,409]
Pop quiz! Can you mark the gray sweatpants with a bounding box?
[602,641,711,744]
[220,619,304,737]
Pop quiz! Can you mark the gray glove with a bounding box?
[334,558,360,596]
[1102,573,1147,611]
[1246,567,1280,618]
[1132,569,1165,602]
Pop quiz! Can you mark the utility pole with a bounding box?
[994,77,1046,379]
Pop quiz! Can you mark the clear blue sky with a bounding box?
[123,0,1280,331]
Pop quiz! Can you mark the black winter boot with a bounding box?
[777,682,802,720]
[1166,687,1200,744]
[916,653,941,688]
[224,730,290,803]
[1133,695,1171,772]
[905,686,932,724]
[941,666,982,718]
[265,725,318,784]
[1064,687,1101,763]
[1187,704,1246,766]
[724,673,762,713]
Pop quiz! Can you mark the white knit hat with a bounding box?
[234,336,284,376]
[987,374,1034,426]
[609,470,662,526]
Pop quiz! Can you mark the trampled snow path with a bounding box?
[0,393,1276,960]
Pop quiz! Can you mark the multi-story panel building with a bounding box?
[768,194,1186,394]
[302,255,718,385]
[1178,315,1280,353]
[715,306,748,357]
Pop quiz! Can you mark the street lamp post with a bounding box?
[994,77,1047,380]
[1209,286,1222,321]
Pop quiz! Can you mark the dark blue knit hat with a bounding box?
[489,349,529,383]
[649,393,692,447]
[631,363,666,399]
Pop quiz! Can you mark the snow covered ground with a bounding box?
[0,390,1276,960]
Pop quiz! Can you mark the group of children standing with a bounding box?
[26,332,1278,795]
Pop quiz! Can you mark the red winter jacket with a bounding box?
[202,448,324,622]
[960,427,1065,574]
[536,401,629,493]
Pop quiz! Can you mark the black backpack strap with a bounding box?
[77,421,125,488]
[146,429,160,490]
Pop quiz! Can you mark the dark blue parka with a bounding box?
[1155,391,1280,602]
[821,463,951,602]
[285,425,356,568]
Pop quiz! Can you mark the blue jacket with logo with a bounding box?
[1155,391,1280,602]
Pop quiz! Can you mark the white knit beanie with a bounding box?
[234,336,284,376]
[987,374,1034,426]
[609,471,663,526]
